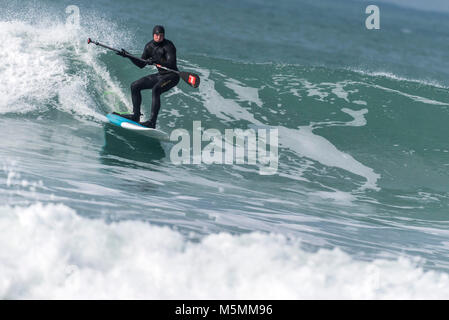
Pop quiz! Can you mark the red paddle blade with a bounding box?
[180,72,200,88]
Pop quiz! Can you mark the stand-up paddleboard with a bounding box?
[106,113,170,142]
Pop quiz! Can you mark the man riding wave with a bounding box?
[114,25,179,129]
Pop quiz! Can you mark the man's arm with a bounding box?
[157,42,177,70]
[128,43,152,69]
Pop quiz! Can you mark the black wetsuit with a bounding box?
[127,39,179,127]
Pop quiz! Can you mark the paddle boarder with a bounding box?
[115,25,179,128]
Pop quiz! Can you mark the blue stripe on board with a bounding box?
[106,113,146,128]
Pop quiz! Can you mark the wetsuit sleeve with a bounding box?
[128,43,151,69]
[158,42,177,70]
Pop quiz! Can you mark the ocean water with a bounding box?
[1,0,449,299]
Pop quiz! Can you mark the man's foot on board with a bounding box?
[139,120,156,129]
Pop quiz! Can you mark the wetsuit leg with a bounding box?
[146,73,180,127]
[130,74,159,116]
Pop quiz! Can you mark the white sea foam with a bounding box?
[278,126,379,190]
[300,80,329,101]
[1,203,449,299]
[0,21,67,113]
[225,79,263,107]
[349,68,448,90]
[194,67,379,189]
[198,68,259,123]
[370,84,449,106]
[309,190,357,206]
[341,108,368,127]
[0,18,129,121]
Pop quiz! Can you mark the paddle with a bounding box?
[87,38,200,88]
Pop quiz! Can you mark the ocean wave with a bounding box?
[0,12,131,121]
[1,202,449,299]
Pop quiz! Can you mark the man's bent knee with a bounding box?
[152,86,162,96]
[131,81,141,92]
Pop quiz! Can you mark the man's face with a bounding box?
[153,33,164,43]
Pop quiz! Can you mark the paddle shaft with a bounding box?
[87,38,180,74]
